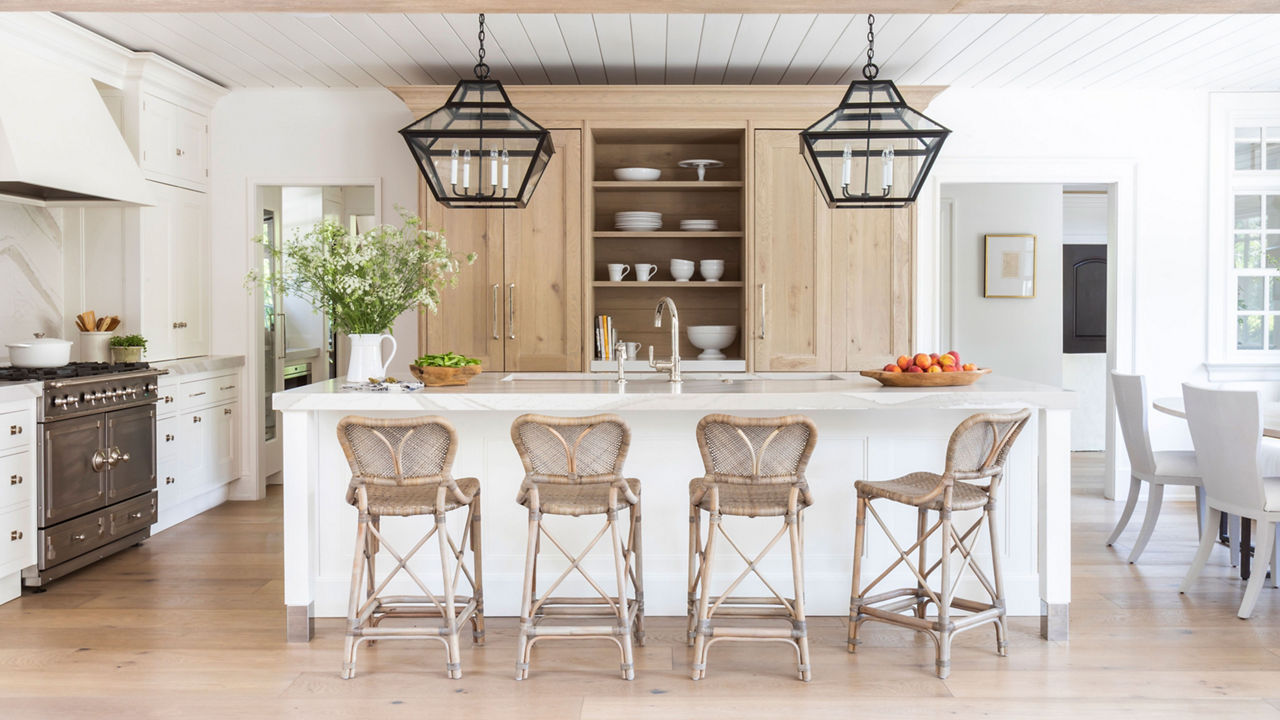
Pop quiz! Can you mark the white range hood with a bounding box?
[0,45,152,206]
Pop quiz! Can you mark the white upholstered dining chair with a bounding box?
[1107,371,1205,563]
[1179,383,1280,619]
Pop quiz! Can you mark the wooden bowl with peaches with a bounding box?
[860,351,991,387]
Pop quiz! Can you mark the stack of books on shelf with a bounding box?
[595,315,618,360]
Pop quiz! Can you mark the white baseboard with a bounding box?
[154,482,232,533]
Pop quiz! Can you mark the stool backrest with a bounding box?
[336,415,457,487]
[1182,383,1264,510]
[1110,371,1157,476]
[696,414,818,485]
[943,410,1032,488]
[511,413,630,484]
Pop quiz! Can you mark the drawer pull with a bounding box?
[175,147,185,157]
[218,385,236,391]
[190,391,206,398]
[165,434,175,442]
[9,474,20,485]
[9,424,20,436]
[10,530,21,541]
[224,408,232,415]
[71,533,87,543]
[193,416,203,424]
[165,476,175,485]
[128,511,144,520]
[164,396,174,404]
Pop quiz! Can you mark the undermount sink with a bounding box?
[500,372,759,382]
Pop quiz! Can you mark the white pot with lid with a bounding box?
[6,332,73,368]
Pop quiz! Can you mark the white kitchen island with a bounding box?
[275,372,1075,643]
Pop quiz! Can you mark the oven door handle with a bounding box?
[91,449,110,473]
[108,446,130,466]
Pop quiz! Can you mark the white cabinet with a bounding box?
[135,181,209,361]
[154,371,242,533]
[0,399,36,605]
[137,92,208,192]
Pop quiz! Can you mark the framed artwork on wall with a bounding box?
[984,234,1037,298]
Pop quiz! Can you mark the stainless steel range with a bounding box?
[0,363,163,588]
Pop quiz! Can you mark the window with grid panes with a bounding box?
[1231,125,1280,352]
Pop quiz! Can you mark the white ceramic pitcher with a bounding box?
[346,333,397,383]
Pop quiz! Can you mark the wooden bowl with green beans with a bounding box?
[410,352,482,387]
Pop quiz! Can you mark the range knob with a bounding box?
[144,383,158,393]
[52,395,68,408]
[93,390,106,401]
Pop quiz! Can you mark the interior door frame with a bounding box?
[918,159,1136,502]
[243,178,382,495]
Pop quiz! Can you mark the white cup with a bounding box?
[622,341,641,358]
[670,258,695,282]
[635,263,659,282]
[607,263,631,282]
[699,259,725,282]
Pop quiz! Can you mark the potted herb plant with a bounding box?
[109,334,147,364]
[248,208,473,382]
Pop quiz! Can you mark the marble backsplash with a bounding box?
[0,201,63,363]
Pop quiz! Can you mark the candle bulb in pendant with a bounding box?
[881,146,894,191]
[501,149,510,190]
[462,149,471,190]
[841,144,852,188]
[449,145,459,186]
[489,149,498,190]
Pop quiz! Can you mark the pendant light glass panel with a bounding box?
[401,80,555,209]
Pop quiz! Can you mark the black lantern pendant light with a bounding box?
[800,15,950,209]
[400,14,554,209]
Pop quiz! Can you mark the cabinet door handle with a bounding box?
[507,283,516,340]
[277,313,287,360]
[9,424,20,436]
[759,283,767,339]
[10,531,21,541]
[175,147,185,157]
[165,434,174,442]
[193,416,203,424]
[491,283,500,340]
[165,476,175,485]
[9,475,20,485]
[224,408,232,415]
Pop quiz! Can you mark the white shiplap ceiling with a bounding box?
[59,12,1280,91]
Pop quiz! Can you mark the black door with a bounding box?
[105,405,156,502]
[1063,244,1107,354]
[41,413,106,526]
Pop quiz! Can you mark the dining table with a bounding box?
[1152,395,1280,580]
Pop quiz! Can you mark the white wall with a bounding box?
[943,183,1064,387]
[209,87,421,499]
[923,88,1211,464]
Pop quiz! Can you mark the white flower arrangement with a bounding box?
[248,208,474,335]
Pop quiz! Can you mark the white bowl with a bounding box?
[614,167,662,181]
[687,325,738,360]
[699,259,725,282]
[670,259,695,282]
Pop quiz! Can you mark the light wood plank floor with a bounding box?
[3,454,1280,718]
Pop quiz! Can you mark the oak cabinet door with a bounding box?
[420,186,505,369]
[830,207,912,371]
[752,130,831,371]
[504,129,582,371]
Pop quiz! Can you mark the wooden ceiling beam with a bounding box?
[17,1,1280,12]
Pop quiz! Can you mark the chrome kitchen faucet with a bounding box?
[648,297,681,383]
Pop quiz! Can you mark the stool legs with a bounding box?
[987,501,1008,656]
[515,508,539,681]
[470,491,486,646]
[848,495,866,653]
[687,504,702,647]
[341,511,369,680]
[630,499,646,647]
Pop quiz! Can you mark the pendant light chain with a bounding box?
[862,14,879,81]
[474,13,491,80]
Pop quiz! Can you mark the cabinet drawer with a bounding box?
[0,408,33,454]
[0,451,33,513]
[108,492,157,539]
[156,382,179,417]
[179,378,217,411]
[211,376,239,405]
[0,505,33,571]
[40,511,106,569]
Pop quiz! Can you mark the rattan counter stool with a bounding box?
[849,409,1031,679]
[511,414,644,681]
[336,416,484,681]
[687,414,819,682]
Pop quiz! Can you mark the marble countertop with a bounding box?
[0,381,42,406]
[274,371,1076,413]
[153,355,245,377]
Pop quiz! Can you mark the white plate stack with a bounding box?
[615,211,662,231]
[680,218,718,231]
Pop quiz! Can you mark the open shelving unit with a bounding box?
[587,128,747,371]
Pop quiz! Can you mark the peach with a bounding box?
[961,363,977,371]
[926,365,942,373]
[947,350,961,363]
[906,365,924,373]
[942,364,958,372]
[930,353,941,364]
[882,363,902,373]
[937,354,956,368]
[896,355,912,371]
[913,353,932,369]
